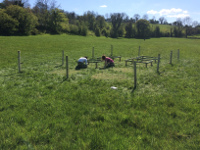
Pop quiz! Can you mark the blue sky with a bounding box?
[23,0,200,23]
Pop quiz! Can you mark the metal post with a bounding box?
[62,50,64,65]
[66,56,68,79]
[170,51,173,64]
[18,51,21,73]
[134,61,137,89]
[157,54,160,73]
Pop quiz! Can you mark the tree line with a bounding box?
[0,0,200,38]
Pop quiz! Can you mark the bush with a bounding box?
[61,22,70,33]
[79,25,88,36]
[5,5,38,35]
[69,24,79,35]
[0,10,19,35]
[101,28,110,37]
[118,26,125,37]
[95,27,101,37]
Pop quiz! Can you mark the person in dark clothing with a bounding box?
[101,55,115,68]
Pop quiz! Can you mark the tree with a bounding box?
[32,0,60,33]
[83,11,96,31]
[182,17,192,38]
[79,23,88,36]
[110,13,124,38]
[0,9,19,35]
[182,17,192,26]
[163,19,168,25]
[192,21,199,28]
[142,14,148,20]
[95,27,101,36]
[95,15,106,31]
[65,11,77,24]
[154,26,160,37]
[48,8,68,33]
[134,14,140,21]
[192,21,199,35]
[121,13,129,22]
[125,21,135,38]
[1,0,31,8]
[118,26,125,37]
[173,27,183,37]
[173,19,183,26]
[4,5,38,35]
[159,17,165,24]
[149,16,159,24]
[136,19,150,39]
[32,0,50,32]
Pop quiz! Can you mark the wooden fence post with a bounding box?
[157,54,160,73]
[177,49,180,60]
[134,61,137,89]
[92,47,94,59]
[66,56,68,79]
[18,51,21,73]
[138,46,140,56]
[170,51,173,64]
[111,45,113,56]
[62,50,64,66]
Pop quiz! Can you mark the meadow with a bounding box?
[0,34,200,149]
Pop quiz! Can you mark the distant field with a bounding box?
[0,35,200,149]
[131,23,173,34]
[188,34,200,38]
[151,24,173,33]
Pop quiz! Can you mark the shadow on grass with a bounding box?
[54,65,63,68]
[99,67,114,70]
[157,71,161,75]
[131,86,137,93]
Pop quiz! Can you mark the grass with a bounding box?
[188,34,200,39]
[0,34,200,149]
[151,24,173,33]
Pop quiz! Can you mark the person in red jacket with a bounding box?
[101,55,115,68]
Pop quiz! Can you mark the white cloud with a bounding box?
[159,8,182,16]
[100,5,107,8]
[167,14,190,18]
[147,8,190,18]
[147,10,158,15]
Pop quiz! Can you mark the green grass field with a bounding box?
[0,34,200,149]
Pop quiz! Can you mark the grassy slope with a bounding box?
[0,35,200,149]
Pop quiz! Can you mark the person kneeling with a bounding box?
[75,56,88,70]
[101,55,114,68]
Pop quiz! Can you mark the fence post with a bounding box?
[62,50,64,66]
[111,45,113,56]
[18,51,21,73]
[157,54,160,73]
[92,47,94,59]
[66,56,68,79]
[134,61,137,89]
[138,46,140,56]
[177,49,180,60]
[170,51,173,64]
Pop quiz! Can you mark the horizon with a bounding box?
[1,0,200,24]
